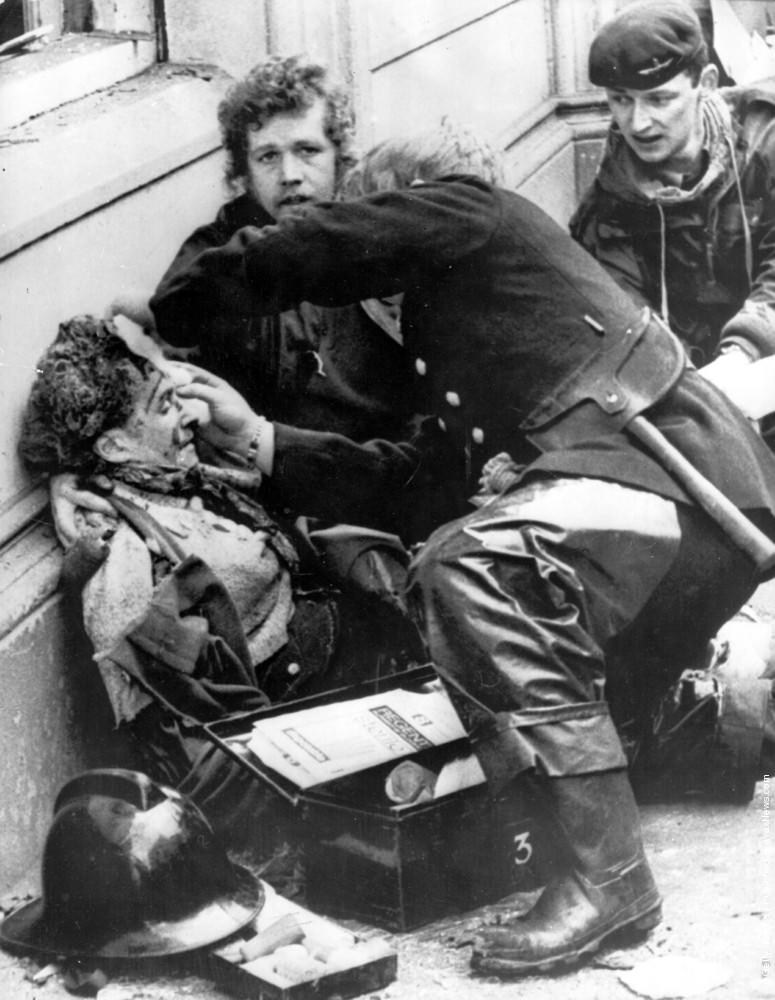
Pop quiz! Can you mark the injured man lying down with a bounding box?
[18,315,421,840]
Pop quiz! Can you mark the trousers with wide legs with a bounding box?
[407,476,760,973]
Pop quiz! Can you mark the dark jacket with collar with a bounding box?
[152,176,775,530]
[150,194,413,444]
[571,81,775,365]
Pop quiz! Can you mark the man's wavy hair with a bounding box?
[20,316,148,475]
[218,55,357,192]
[340,117,504,198]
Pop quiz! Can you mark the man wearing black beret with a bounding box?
[572,0,775,391]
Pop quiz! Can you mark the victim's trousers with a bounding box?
[408,476,760,789]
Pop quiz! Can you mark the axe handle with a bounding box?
[628,414,775,577]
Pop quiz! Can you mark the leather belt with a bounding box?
[522,309,775,576]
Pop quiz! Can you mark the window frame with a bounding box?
[0,0,165,131]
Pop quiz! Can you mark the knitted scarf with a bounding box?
[89,462,299,570]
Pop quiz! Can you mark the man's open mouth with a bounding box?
[177,440,197,466]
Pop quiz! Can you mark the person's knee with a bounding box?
[409,519,464,592]
[406,523,468,636]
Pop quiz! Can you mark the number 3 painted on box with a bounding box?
[512,831,533,865]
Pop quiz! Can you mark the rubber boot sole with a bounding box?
[471,899,662,977]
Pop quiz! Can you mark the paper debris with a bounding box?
[619,956,732,998]
[246,685,466,788]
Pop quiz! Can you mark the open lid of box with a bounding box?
[203,664,470,806]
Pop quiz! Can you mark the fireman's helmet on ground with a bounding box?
[0,768,263,958]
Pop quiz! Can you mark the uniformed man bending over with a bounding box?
[158,122,775,976]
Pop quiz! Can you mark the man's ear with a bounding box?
[699,64,719,93]
[94,429,134,464]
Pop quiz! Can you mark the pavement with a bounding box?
[0,784,771,999]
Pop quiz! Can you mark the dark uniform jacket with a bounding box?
[152,176,775,529]
[150,194,413,443]
[150,195,461,537]
[571,83,775,365]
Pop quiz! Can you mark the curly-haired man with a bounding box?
[149,55,413,450]
[216,54,357,209]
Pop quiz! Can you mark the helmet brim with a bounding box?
[0,864,263,959]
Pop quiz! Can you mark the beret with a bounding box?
[589,0,705,90]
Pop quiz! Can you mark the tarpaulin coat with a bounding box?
[571,81,775,365]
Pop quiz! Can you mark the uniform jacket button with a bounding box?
[472,426,484,444]
[415,357,427,375]
[445,390,461,407]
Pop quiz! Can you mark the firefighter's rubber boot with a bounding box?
[471,769,662,976]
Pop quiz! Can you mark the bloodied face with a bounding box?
[96,365,200,469]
